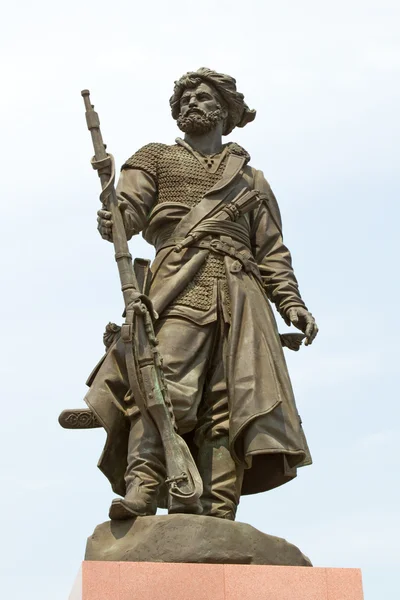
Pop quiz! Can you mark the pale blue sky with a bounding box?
[1,1,399,598]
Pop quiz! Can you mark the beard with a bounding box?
[177,107,224,134]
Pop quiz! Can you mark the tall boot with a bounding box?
[196,435,244,521]
[109,415,166,520]
[168,485,203,515]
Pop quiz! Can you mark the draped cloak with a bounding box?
[84,140,312,498]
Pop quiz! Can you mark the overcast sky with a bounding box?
[1,1,399,598]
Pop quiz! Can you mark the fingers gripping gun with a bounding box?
[81,90,202,507]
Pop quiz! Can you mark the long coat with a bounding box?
[85,144,312,497]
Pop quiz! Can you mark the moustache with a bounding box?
[187,108,206,116]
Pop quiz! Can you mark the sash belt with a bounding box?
[155,219,250,253]
[157,238,262,282]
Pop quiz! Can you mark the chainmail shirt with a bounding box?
[123,143,227,207]
[122,142,240,312]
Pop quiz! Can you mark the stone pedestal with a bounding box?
[69,562,364,600]
[85,515,311,566]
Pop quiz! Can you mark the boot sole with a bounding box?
[109,499,140,521]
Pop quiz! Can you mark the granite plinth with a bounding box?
[69,562,364,600]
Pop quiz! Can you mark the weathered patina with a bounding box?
[68,68,318,523]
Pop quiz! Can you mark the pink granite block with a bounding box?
[82,561,120,600]
[223,565,328,600]
[69,561,364,599]
[326,568,364,600]
[119,562,225,600]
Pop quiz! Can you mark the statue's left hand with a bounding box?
[287,307,318,346]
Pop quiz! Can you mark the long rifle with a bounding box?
[81,90,202,507]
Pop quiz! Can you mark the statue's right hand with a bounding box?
[97,209,113,242]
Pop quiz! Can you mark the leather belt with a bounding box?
[157,238,261,281]
[196,239,261,280]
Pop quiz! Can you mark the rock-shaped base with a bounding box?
[85,514,311,566]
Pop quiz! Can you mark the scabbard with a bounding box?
[58,409,101,429]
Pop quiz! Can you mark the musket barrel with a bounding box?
[81,89,91,109]
[81,89,136,295]
[81,90,108,165]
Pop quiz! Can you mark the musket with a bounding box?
[80,90,202,506]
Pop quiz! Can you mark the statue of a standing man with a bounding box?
[88,68,318,522]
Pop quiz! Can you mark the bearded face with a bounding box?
[177,82,227,135]
[177,107,225,134]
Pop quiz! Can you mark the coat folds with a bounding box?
[84,146,312,497]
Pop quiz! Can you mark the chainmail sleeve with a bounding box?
[121,143,168,179]
[116,143,168,239]
[251,170,307,321]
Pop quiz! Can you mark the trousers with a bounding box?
[123,313,244,519]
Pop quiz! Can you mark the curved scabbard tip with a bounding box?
[81,89,90,97]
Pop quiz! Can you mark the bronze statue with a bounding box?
[61,68,318,526]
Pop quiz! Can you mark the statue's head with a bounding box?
[170,68,256,136]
